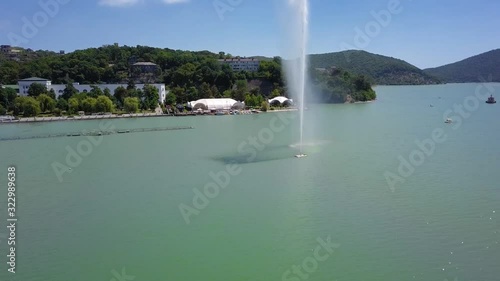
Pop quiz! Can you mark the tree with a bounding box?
[81,97,97,113]
[245,94,256,107]
[114,86,128,107]
[186,86,198,101]
[68,98,79,114]
[62,83,78,100]
[271,89,281,98]
[95,96,114,113]
[222,89,232,98]
[142,85,159,110]
[199,82,212,98]
[127,79,136,91]
[0,87,18,111]
[27,83,48,97]
[103,88,112,98]
[48,89,56,100]
[13,96,41,117]
[250,87,260,96]
[37,94,56,112]
[23,99,41,117]
[164,92,177,106]
[211,85,220,98]
[0,60,20,85]
[261,101,269,112]
[172,63,196,86]
[123,97,140,113]
[0,104,6,115]
[233,80,247,101]
[171,87,186,104]
[56,98,68,111]
[88,85,104,98]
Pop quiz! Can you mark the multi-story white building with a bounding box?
[18,77,52,95]
[17,78,167,104]
[218,58,260,72]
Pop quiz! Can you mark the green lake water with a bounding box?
[0,83,499,281]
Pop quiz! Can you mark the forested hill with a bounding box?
[0,45,376,104]
[423,49,500,83]
[309,50,440,85]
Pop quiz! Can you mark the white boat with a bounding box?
[295,154,308,158]
[445,118,452,124]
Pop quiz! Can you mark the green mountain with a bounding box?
[309,50,440,85]
[424,49,500,83]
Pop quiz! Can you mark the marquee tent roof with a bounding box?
[188,98,239,110]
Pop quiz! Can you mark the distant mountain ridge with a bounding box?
[308,50,441,85]
[423,49,500,83]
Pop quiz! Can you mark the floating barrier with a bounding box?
[0,126,194,142]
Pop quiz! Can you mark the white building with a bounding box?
[50,83,167,104]
[17,78,167,104]
[18,77,52,95]
[218,58,260,72]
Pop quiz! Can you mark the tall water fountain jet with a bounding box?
[282,0,309,158]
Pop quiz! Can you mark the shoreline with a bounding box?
[0,113,167,124]
[0,108,300,124]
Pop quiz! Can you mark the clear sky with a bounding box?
[1,0,499,69]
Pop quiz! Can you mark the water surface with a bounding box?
[0,83,499,281]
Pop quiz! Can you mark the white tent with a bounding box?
[268,96,293,105]
[188,98,239,110]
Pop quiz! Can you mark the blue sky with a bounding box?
[0,0,499,68]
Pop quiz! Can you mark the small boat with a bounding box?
[295,154,308,158]
[486,95,496,104]
[445,118,453,124]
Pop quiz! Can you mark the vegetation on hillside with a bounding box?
[0,45,377,117]
[311,68,376,103]
[423,49,500,83]
[309,50,440,85]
